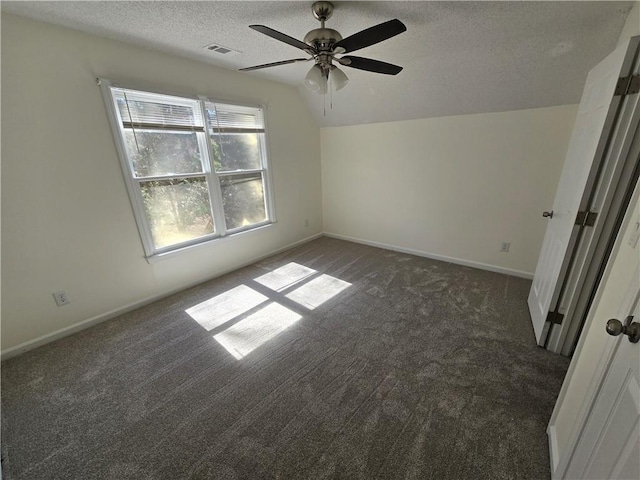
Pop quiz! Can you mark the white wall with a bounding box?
[321,105,577,276]
[617,1,639,47]
[548,5,639,474]
[1,14,322,353]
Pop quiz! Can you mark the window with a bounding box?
[100,80,274,257]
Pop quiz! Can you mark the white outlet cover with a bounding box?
[53,291,70,306]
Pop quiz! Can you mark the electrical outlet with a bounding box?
[52,291,70,306]
[305,218,309,228]
[500,242,511,253]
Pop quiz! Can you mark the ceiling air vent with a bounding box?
[204,43,240,55]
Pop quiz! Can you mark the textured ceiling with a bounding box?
[2,1,634,127]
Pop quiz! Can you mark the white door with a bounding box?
[549,187,640,480]
[528,38,640,345]
[564,293,640,479]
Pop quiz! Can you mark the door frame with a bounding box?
[557,99,640,357]
[543,36,640,354]
[548,163,640,478]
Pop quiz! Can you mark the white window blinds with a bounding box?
[112,88,204,131]
[206,102,265,133]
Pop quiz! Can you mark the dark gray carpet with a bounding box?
[1,237,569,480]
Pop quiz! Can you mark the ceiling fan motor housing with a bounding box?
[304,28,342,51]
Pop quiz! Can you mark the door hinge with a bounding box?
[615,74,640,96]
[575,210,598,227]
[546,311,565,325]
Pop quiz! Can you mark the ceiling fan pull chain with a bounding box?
[331,76,334,110]
[329,74,332,110]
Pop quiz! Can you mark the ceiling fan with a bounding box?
[239,1,406,93]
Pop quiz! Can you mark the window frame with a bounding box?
[99,78,276,259]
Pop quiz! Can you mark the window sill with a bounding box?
[145,221,275,264]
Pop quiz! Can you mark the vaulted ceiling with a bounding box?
[2,1,634,126]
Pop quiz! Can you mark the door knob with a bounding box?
[543,211,554,218]
[606,316,640,343]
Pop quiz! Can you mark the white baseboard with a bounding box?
[548,424,560,479]
[1,233,323,360]
[323,232,534,279]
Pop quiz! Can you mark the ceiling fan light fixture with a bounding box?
[304,64,326,93]
[331,66,349,91]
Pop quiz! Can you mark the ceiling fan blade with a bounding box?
[239,58,310,71]
[249,25,311,51]
[333,19,406,54]
[340,56,403,75]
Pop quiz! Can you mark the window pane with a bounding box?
[211,133,262,172]
[140,177,214,248]
[124,130,203,177]
[220,173,267,230]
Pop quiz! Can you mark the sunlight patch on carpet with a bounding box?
[185,285,268,331]
[254,262,317,292]
[214,302,302,359]
[286,274,351,310]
